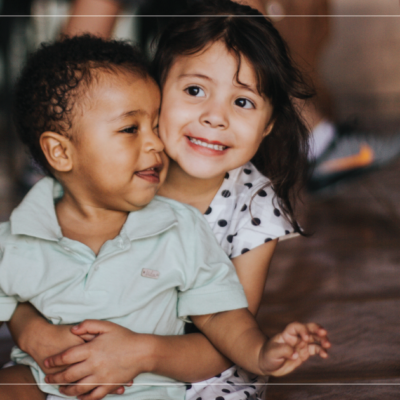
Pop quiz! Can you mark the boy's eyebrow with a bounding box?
[109,110,143,122]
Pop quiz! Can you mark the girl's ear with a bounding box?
[40,132,73,172]
[263,120,275,138]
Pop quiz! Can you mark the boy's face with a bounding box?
[70,71,167,212]
[159,40,274,180]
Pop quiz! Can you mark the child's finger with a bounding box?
[281,322,310,345]
[71,320,113,336]
[45,361,90,386]
[305,323,328,339]
[78,385,123,400]
[307,343,329,358]
[44,344,89,369]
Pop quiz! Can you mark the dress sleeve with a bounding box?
[229,182,297,259]
[177,211,248,321]
[0,245,18,321]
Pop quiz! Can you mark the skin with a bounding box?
[5,45,331,400]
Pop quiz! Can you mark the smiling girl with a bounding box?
[6,1,328,400]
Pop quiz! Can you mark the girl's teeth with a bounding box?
[189,137,226,151]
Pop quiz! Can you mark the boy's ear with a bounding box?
[40,132,73,172]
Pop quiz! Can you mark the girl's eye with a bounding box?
[235,98,255,109]
[185,86,205,97]
[121,125,138,134]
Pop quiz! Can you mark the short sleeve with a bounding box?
[177,211,248,321]
[0,246,18,321]
[229,182,296,258]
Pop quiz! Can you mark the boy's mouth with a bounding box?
[135,163,163,184]
[186,136,228,152]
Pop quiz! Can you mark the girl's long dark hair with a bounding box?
[153,0,313,234]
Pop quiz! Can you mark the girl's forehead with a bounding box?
[170,41,257,82]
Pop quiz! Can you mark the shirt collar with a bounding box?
[10,178,178,242]
[10,177,63,241]
[122,196,178,241]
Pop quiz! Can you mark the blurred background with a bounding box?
[0,0,400,398]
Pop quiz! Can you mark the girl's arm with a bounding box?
[43,241,278,399]
[7,303,86,374]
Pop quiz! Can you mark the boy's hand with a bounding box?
[44,320,154,400]
[259,322,330,377]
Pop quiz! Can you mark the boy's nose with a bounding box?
[144,129,164,153]
[200,99,229,129]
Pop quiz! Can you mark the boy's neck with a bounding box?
[55,188,129,256]
[158,160,225,214]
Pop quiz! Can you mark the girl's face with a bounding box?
[159,40,274,180]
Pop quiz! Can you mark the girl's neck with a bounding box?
[158,159,225,214]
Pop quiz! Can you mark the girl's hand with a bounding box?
[259,322,330,377]
[44,320,155,400]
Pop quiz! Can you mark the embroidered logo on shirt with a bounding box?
[141,268,160,279]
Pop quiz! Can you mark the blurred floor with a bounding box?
[259,158,400,399]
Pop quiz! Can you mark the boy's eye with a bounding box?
[235,98,254,109]
[121,125,138,134]
[185,86,205,97]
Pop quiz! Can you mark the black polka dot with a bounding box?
[214,373,222,378]
[244,392,250,398]
[196,398,202,400]
[244,183,253,189]
[222,389,231,393]
[274,208,281,217]
[205,207,212,215]
[233,232,238,236]
[251,218,261,226]
[221,190,231,198]
[234,370,239,377]
[227,235,234,243]
[258,189,267,197]
[244,168,252,174]
[225,172,229,179]
[216,397,225,400]
[285,230,290,234]
[227,381,234,385]
[218,219,228,227]
[241,204,247,212]
[186,384,192,390]
[241,248,250,254]
[228,253,233,259]
[265,238,272,243]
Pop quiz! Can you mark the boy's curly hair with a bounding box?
[13,34,151,174]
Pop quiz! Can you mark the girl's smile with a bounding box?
[159,40,274,180]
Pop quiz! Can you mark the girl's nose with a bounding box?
[200,99,229,129]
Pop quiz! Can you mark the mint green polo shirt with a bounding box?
[0,177,247,400]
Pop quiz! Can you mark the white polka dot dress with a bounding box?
[204,161,297,259]
[186,162,298,400]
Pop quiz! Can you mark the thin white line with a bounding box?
[0,383,400,386]
[0,14,400,17]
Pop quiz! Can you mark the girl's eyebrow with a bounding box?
[178,73,212,81]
